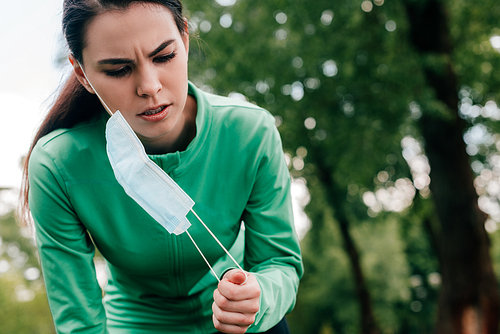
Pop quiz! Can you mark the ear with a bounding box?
[181,19,190,55]
[69,55,95,94]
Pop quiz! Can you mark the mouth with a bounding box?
[141,105,168,116]
[138,104,171,123]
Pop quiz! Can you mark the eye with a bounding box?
[154,52,176,64]
[104,66,132,78]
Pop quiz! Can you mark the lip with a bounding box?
[138,104,171,122]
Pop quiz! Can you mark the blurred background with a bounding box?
[2,0,500,333]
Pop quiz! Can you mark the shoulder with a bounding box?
[30,115,106,171]
[192,87,284,164]
[197,88,277,137]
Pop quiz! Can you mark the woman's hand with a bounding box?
[212,269,261,334]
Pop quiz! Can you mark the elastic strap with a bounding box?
[186,230,220,282]
[77,61,114,116]
[187,208,248,284]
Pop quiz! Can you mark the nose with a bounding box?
[136,66,161,97]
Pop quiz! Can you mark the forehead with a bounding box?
[84,3,180,57]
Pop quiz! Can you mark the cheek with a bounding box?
[163,67,187,84]
[107,83,135,106]
[161,69,188,92]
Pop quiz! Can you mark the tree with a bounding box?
[185,0,416,332]
[402,0,500,331]
[184,0,500,332]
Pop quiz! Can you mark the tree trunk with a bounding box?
[314,151,381,334]
[403,1,500,332]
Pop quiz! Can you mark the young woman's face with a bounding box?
[74,3,193,151]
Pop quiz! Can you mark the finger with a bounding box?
[217,282,259,301]
[224,270,247,285]
[217,276,260,301]
[212,314,249,334]
[213,289,260,313]
[212,302,256,326]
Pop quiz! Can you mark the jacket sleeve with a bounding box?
[28,143,107,334]
[242,121,304,333]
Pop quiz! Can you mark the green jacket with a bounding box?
[28,83,303,334]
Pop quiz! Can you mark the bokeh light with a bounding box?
[215,0,237,6]
[199,20,212,33]
[274,28,288,40]
[322,60,338,77]
[219,13,232,28]
[361,1,373,12]
[385,20,397,32]
[304,117,317,130]
[275,11,287,25]
[321,10,334,26]
[490,35,500,52]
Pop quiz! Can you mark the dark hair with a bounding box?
[19,0,186,224]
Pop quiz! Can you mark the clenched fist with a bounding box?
[212,270,261,333]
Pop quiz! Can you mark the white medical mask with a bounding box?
[106,110,194,235]
[77,62,247,282]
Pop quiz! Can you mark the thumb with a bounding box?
[225,269,248,285]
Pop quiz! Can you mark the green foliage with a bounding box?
[0,210,55,334]
[353,217,411,330]
[289,200,360,334]
[0,274,54,334]
[183,0,500,332]
[4,0,500,332]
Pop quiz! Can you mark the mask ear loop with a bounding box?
[76,60,114,117]
[190,210,248,284]
[76,60,248,285]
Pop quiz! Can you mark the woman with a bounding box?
[20,0,302,333]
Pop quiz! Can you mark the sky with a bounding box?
[0,0,65,194]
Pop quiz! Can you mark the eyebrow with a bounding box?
[96,39,175,65]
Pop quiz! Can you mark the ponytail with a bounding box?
[19,73,102,225]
